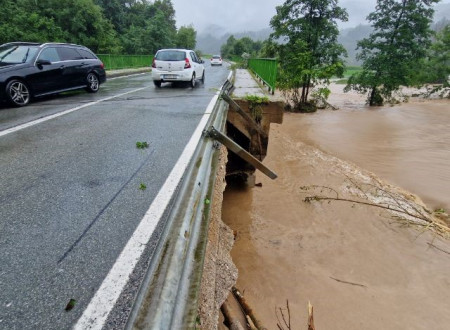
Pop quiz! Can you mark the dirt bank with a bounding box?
[222,112,450,329]
[198,146,238,329]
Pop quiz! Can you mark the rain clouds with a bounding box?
[171,0,450,33]
[171,0,378,32]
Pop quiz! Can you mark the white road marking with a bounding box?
[74,93,220,330]
[107,72,149,80]
[0,87,148,138]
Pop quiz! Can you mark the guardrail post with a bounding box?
[207,126,277,180]
[220,93,267,138]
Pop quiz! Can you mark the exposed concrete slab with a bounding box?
[232,69,267,98]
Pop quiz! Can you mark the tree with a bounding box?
[233,39,247,56]
[40,0,120,53]
[259,39,279,58]
[0,0,179,55]
[153,0,177,45]
[0,0,65,44]
[220,35,265,58]
[270,0,348,111]
[94,0,126,33]
[420,25,450,86]
[120,0,177,54]
[221,35,237,58]
[345,0,440,106]
[176,25,197,49]
[0,0,121,53]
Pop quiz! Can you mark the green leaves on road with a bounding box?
[136,141,149,149]
[65,299,77,312]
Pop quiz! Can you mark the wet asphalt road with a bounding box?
[0,63,230,329]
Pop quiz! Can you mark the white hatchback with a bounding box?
[151,49,205,87]
[210,55,223,66]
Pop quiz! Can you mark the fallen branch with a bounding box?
[308,302,315,330]
[304,195,430,223]
[275,300,291,330]
[301,182,450,237]
[427,242,450,256]
[221,299,246,330]
[232,287,267,330]
[330,277,367,288]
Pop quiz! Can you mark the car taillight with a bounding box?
[184,58,191,69]
[152,58,156,68]
[100,62,104,69]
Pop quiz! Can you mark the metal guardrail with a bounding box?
[126,72,234,329]
[97,54,153,70]
[248,58,278,94]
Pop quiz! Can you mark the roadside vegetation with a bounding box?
[269,0,348,112]
[0,0,196,54]
[220,36,268,68]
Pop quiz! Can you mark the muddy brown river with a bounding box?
[222,87,450,330]
[296,97,450,211]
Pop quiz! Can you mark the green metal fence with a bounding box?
[248,58,278,93]
[97,54,153,70]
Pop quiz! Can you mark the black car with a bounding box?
[0,42,106,107]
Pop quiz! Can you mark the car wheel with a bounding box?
[85,73,99,93]
[190,74,196,88]
[201,71,205,84]
[6,79,30,107]
[154,80,161,87]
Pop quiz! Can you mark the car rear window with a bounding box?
[156,50,186,61]
[213,55,221,59]
[76,48,97,59]
[38,47,61,62]
[58,47,83,61]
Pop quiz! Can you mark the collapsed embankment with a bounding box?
[197,85,450,329]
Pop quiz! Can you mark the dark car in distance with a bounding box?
[0,42,106,107]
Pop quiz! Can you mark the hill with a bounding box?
[197,3,449,62]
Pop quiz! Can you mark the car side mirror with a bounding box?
[200,59,204,64]
[36,59,51,67]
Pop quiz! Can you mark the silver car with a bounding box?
[151,49,205,88]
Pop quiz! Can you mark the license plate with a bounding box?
[163,74,177,79]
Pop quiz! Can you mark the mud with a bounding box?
[222,87,450,329]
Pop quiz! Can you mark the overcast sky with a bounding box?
[171,0,450,33]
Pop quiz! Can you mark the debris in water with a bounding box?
[308,301,315,330]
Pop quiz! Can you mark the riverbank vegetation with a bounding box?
[269,0,348,112]
[345,0,443,106]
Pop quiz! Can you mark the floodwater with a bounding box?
[221,87,450,329]
[296,95,450,211]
